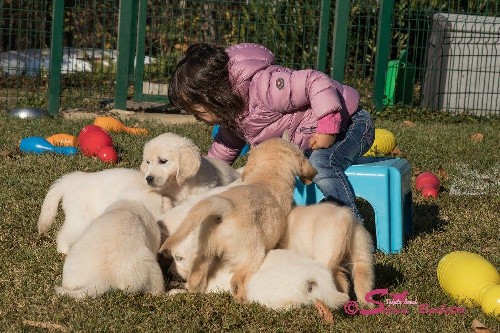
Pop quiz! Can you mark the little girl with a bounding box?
[168,42,374,220]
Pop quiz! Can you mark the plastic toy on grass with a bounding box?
[78,125,113,157]
[363,128,396,157]
[46,133,78,147]
[19,137,78,156]
[78,125,117,164]
[96,145,118,164]
[437,251,500,316]
[415,171,440,198]
[93,116,148,135]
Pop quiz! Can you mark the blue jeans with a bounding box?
[305,109,375,221]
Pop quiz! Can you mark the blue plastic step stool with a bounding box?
[293,157,413,254]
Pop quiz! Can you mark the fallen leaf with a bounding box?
[0,149,20,159]
[403,120,416,127]
[471,319,493,333]
[23,320,69,332]
[471,133,484,142]
[391,146,403,156]
[437,166,449,181]
[314,299,334,324]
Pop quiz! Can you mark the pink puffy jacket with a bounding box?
[208,43,360,164]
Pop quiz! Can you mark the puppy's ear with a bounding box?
[298,158,317,185]
[175,150,202,185]
[140,160,148,174]
[159,239,172,257]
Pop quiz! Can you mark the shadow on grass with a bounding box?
[374,262,405,290]
[357,198,448,248]
[409,201,448,239]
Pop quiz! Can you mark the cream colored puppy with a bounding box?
[56,200,164,299]
[38,168,172,254]
[38,132,238,254]
[168,249,349,310]
[163,138,317,301]
[141,132,240,205]
[280,202,374,306]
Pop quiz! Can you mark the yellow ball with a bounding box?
[364,128,396,157]
[437,251,500,309]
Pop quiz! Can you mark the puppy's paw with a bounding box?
[187,272,208,293]
[56,243,70,255]
[230,274,247,302]
[167,288,188,296]
[230,282,245,302]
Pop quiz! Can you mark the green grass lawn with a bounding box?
[0,111,499,332]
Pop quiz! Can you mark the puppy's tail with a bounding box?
[161,195,234,251]
[326,206,355,271]
[55,283,107,299]
[37,174,72,234]
[349,222,375,305]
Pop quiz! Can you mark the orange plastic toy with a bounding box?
[46,133,78,147]
[93,116,148,135]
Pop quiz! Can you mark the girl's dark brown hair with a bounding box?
[168,43,245,134]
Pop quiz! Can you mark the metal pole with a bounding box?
[330,0,350,82]
[114,0,134,110]
[373,0,394,111]
[133,0,147,102]
[316,0,331,72]
[47,0,64,116]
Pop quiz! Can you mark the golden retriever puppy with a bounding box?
[162,138,317,301]
[56,200,164,299]
[38,132,238,254]
[158,180,243,279]
[38,168,172,254]
[168,249,349,310]
[140,132,240,205]
[280,202,374,306]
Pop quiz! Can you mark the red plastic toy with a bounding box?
[415,171,440,198]
[78,125,117,163]
[97,145,118,164]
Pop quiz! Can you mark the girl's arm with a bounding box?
[207,126,247,165]
[256,68,359,134]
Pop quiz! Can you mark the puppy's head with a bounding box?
[161,233,197,281]
[243,138,317,184]
[141,133,202,189]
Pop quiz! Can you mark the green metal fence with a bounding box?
[1,1,499,117]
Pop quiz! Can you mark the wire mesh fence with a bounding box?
[1,0,499,116]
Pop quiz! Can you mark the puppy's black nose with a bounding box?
[146,176,154,184]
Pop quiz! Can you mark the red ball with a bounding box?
[415,172,440,191]
[78,125,113,157]
[415,171,440,198]
[421,187,439,198]
[97,146,118,164]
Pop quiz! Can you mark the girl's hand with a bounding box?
[309,133,336,150]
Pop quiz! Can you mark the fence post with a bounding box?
[373,0,394,110]
[47,0,64,117]
[114,0,137,110]
[316,0,331,73]
[330,0,350,82]
[133,0,147,102]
